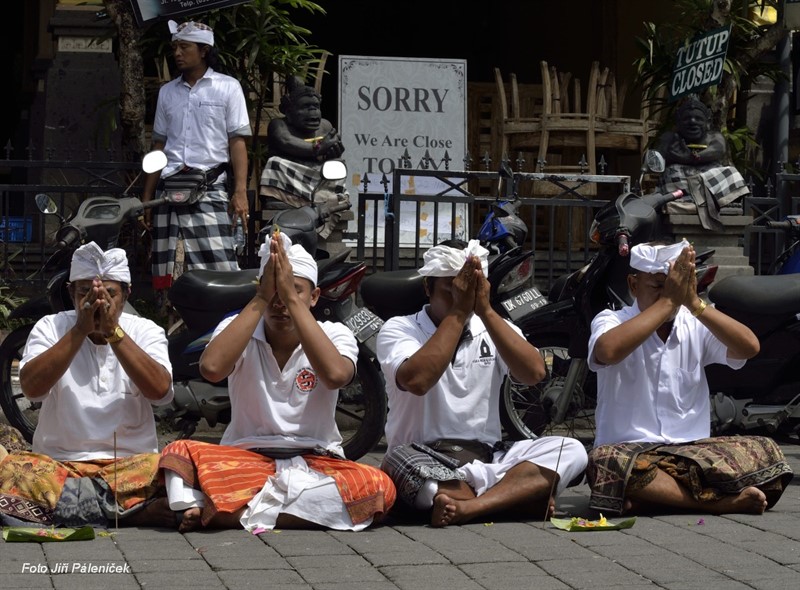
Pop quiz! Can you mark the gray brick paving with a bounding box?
[0,442,798,589]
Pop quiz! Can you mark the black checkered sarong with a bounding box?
[151,185,239,289]
[658,164,750,231]
[259,156,345,201]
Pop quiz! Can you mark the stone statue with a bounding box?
[260,76,348,240]
[654,94,749,232]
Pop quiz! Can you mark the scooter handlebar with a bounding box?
[323,201,353,217]
[616,233,630,257]
[765,219,794,231]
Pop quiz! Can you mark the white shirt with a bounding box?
[217,316,359,456]
[377,308,518,450]
[20,311,174,461]
[152,68,252,178]
[588,301,746,447]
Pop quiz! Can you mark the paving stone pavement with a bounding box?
[1,441,799,590]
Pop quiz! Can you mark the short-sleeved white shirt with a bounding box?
[217,316,359,456]
[20,312,174,461]
[588,301,746,447]
[152,68,252,178]
[377,308,519,450]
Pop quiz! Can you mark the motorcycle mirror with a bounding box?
[321,159,347,181]
[644,150,665,174]
[142,150,168,174]
[35,193,58,215]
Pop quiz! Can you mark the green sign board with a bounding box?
[669,25,731,102]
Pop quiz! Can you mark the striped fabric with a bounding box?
[150,186,239,290]
[159,440,395,526]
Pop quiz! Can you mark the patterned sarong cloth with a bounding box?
[587,435,793,515]
[658,164,750,232]
[150,186,239,290]
[0,423,30,454]
[0,452,163,525]
[159,440,395,526]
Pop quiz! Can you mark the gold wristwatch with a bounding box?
[106,326,125,344]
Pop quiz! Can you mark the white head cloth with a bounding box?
[256,232,318,286]
[69,242,131,283]
[169,20,214,46]
[417,239,489,278]
[630,239,691,275]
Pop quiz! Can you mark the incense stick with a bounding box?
[543,438,565,528]
[114,431,119,530]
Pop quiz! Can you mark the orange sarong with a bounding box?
[159,440,396,526]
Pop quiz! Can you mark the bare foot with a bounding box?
[178,507,203,532]
[431,493,458,527]
[120,497,177,529]
[710,487,768,515]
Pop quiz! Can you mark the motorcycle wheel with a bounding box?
[499,336,596,445]
[0,324,37,443]
[337,352,386,461]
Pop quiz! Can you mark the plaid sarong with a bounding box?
[159,440,395,526]
[150,186,239,290]
[0,452,163,525]
[658,164,750,231]
[259,156,345,201]
[587,436,793,515]
[382,441,513,506]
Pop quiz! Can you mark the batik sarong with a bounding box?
[0,452,163,525]
[159,440,395,527]
[587,435,793,514]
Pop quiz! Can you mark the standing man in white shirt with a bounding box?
[0,243,175,528]
[377,239,587,527]
[142,20,252,296]
[587,240,793,516]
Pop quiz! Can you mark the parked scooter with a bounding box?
[764,215,800,275]
[0,156,385,460]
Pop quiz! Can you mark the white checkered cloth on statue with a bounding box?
[259,156,345,201]
[150,185,239,289]
[658,164,750,231]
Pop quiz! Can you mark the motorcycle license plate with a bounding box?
[500,287,548,322]
[344,308,384,343]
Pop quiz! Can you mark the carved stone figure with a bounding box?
[654,95,749,232]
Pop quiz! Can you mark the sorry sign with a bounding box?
[669,25,731,102]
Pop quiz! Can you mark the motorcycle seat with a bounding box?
[708,274,800,315]
[360,269,427,320]
[170,269,259,314]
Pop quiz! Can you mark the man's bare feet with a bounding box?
[178,507,203,532]
[431,493,460,527]
[710,487,768,515]
[120,497,177,529]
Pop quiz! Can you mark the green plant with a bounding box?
[0,283,26,332]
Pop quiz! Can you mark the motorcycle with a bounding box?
[0,156,386,461]
[764,215,800,275]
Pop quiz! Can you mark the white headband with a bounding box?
[69,242,131,283]
[256,233,318,286]
[169,20,214,46]
[630,239,691,275]
[418,239,489,278]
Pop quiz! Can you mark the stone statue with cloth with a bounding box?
[654,94,749,232]
[260,75,348,240]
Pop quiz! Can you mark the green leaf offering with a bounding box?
[3,525,95,542]
[550,514,636,532]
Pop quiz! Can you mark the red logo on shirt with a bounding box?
[295,368,317,392]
